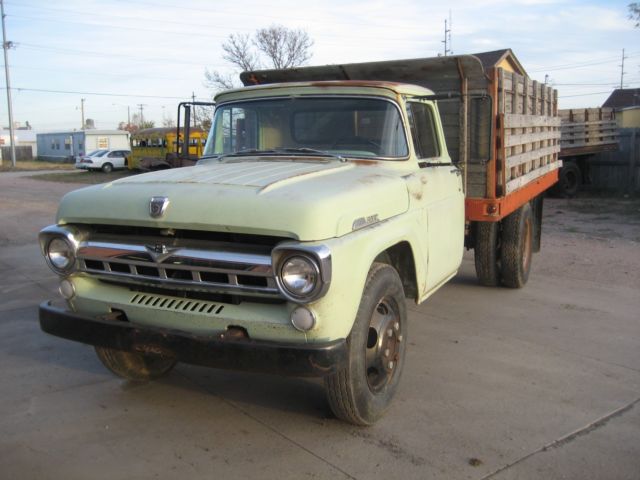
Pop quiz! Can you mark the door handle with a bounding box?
[450,168,462,176]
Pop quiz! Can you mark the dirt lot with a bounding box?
[1,170,638,480]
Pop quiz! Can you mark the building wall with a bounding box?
[36,131,130,162]
[588,128,640,193]
[36,132,84,162]
[84,132,130,152]
[618,108,640,129]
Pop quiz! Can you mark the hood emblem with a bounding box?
[149,196,169,218]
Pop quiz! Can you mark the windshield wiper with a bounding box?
[207,148,346,162]
[276,148,346,162]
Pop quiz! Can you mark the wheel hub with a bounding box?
[365,298,402,392]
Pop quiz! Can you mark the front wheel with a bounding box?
[101,162,113,173]
[95,347,177,381]
[324,263,407,425]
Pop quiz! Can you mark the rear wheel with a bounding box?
[325,263,407,425]
[95,347,177,381]
[474,221,501,286]
[555,163,581,197]
[101,162,113,173]
[500,203,533,288]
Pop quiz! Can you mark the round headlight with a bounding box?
[47,237,75,272]
[280,255,318,298]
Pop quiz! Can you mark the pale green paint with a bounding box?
[53,82,465,346]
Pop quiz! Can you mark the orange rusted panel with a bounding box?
[465,169,559,222]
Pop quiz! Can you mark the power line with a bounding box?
[529,52,640,73]
[2,86,193,99]
[9,12,434,45]
[561,91,614,98]
[19,42,227,68]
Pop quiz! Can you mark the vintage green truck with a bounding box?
[38,55,560,425]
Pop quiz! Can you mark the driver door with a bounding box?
[406,101,465,294]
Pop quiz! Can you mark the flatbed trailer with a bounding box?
[555,107,619,196]
[242,55,561,286]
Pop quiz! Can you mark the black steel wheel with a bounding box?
[324,263,407,425]
[556,163,581,197]
[500,203,533,288]
[95,347,177,382]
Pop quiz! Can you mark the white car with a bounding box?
[75,149,131,173]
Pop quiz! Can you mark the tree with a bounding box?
[205,25,313,92]
[162,117,176,128]
[630,2,640,27]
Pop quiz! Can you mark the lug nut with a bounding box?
[398,335,403,343]
[393,321,400,331]
[384,348,390,357]
[387,329,393,338]
[388,361,394,369]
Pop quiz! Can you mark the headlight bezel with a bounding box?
[272,245,331,304]
[39,225,81,275]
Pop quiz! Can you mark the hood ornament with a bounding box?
[149,196,169,218]
[145,243,177,263]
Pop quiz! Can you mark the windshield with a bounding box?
[88,150,108,157]
[203,97,408,159]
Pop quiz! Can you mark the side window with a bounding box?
[406,102,440,159]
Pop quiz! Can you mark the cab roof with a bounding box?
[215,80,434,103]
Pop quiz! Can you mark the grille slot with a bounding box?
[77,238,280,299]
[130,294,225,315]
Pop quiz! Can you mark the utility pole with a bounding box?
[1,0,16,167]
[80,98,85,129]
[620,48,627,90]
[442,12,452,57]
[191,91,198,127]
[137,104,145,127]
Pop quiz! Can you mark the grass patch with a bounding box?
[0,160,74,172]
[30,170,137,184]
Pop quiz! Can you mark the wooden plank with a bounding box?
[506,162,561,194]
[505,114,561,128]
[505,130,560,147]
[506,144,561,169]
[560,120,617,128]
[560,139,619,148]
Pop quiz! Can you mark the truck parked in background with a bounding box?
[555,107,618,196]
[38,53,560,425]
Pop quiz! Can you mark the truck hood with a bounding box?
[57,158,410,241]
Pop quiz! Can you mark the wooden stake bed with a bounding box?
[241,54,561,223]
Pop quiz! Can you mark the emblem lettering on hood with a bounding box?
[352,214,380,231]
[149,196,169,218]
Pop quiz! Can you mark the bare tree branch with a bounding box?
[204,69,239,91]
[630,2,640,27]
[222,33,260,71]
[204,25,313,95]
[254,25,313,69]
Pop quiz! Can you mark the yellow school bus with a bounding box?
[129,127,207,170]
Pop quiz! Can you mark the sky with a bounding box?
[0,0,638,131]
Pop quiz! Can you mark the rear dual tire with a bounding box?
[474,203,533,288]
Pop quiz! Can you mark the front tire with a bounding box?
[95,347,177,381]
[325,263,407,425]
[101,162,113,173]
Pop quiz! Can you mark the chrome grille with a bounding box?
[76,239,279,298]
